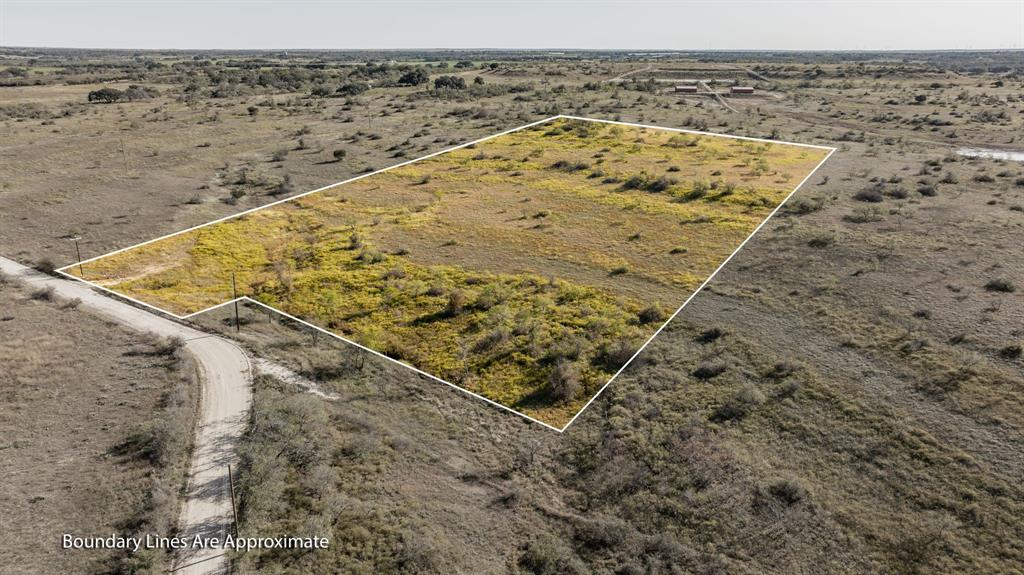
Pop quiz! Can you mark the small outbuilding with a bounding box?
[675,85,698,93]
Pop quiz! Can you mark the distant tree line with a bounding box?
[26,55,520,100]
[1,67,29,78]
[0,66,38,87]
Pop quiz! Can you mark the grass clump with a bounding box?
[548,359,582,404]
[637,304,666,325]
[712,384,765,421]
[984,278,1016,293]
[30,286,56,301]
[693,361,727,380]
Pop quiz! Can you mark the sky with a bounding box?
[1,0,1022,51]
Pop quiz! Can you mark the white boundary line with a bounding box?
[56,114,835,432]
[558,115,833,151]
[559,145,836,430]
[241,298,566,432]
[60,115,558,270]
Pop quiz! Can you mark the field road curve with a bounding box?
[0,256,250,575]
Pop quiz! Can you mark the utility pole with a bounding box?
[120,138,128,176]
[231,272,240,332]
[72,237,84,278]
[227,464,239,538]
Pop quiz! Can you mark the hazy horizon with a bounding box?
[2,1,1022,52]
[3,46,1024,54]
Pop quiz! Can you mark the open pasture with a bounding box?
[67,116,831,427]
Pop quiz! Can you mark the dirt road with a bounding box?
[698,81,738,113]
[606,64,653,83]
[0,256,250,575]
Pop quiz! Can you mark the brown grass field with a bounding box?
[0,273,196,575]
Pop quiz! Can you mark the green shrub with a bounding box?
[999,344,1022,360]
[272,174,294,196]
[712,384,765,421]
[357,248,384,264]
[594,339,638,371]
[844,206,884,223]
[337,82,369,96]
[637,304,665,324]
[34,258,57,274]
[348,232,364,250]
[808,233,834,248]
[433,75,466,90]
[854,188,884,202]
[692,361,727,380]
[647,175,677,192]
[696,327,724,344]
[767,477,810,505]
[519,536,584,575]
[444,290,466,316]
[549,359,581,403]
[30,286,55,301]
[786,196,824,215]
[621,174,647,190]
[153,335,184,357]
[682,179,709,200]
[985,278,1015,293]
[397,68,430,87]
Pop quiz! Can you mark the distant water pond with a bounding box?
[957,148,1024,162]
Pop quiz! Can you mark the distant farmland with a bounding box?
[66,116,831,427]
